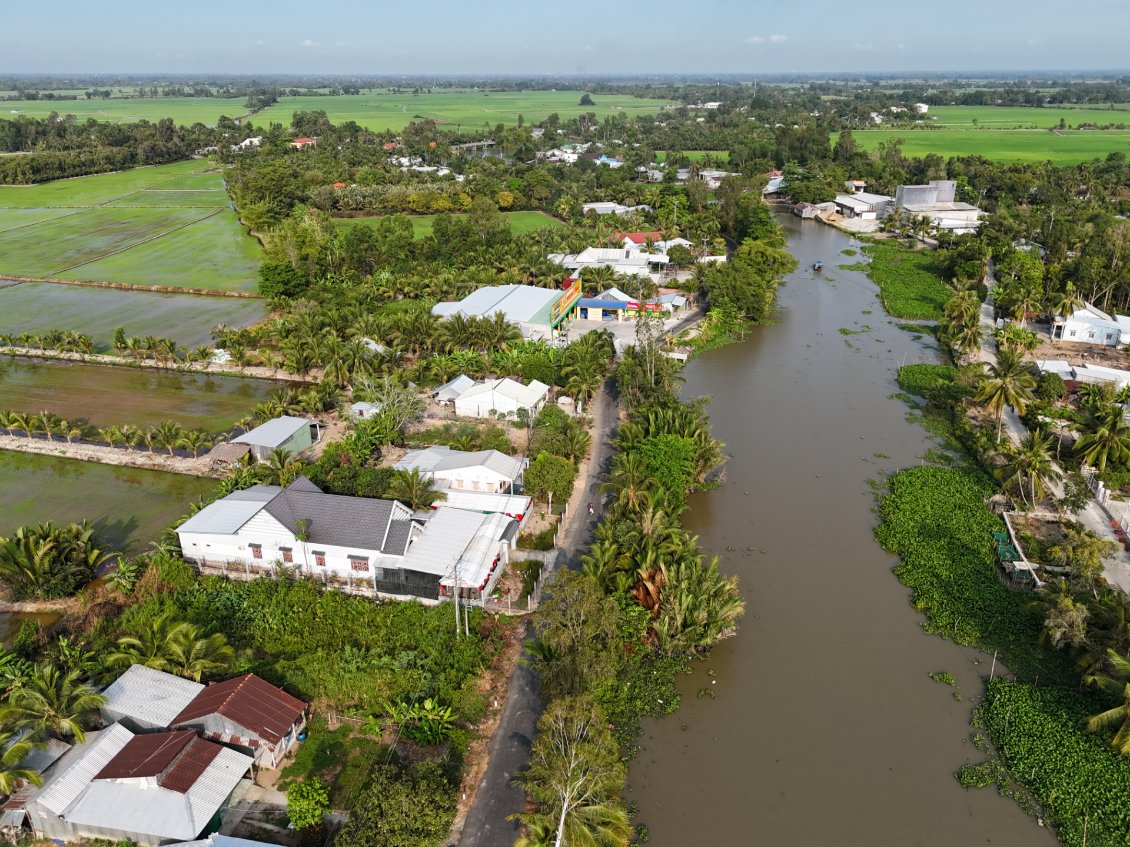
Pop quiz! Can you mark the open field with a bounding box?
[0,161,260,290]
[334,210,564,239]
[254,90,676,132]
[839,129,1130,164]
[926,105,1130,128]
[0,450,214,552]
[0,282,266,348]
[2,96,248,125]
[0,357,281,431]
[656,150,730,163]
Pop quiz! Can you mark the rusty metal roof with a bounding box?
[94,729,196,781]
[160,738,223,794]
[172,674,305,745]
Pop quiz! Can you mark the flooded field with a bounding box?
[625,218,1057,845]
[0,450,215,553]
[0,281,266,349]
[0,356,281,432]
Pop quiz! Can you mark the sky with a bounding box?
[3,0,1128,76]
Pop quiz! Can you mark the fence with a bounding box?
[190,558,441,604]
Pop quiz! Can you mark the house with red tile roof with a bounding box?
[289,137,317,148]
[613,231,664,249]
[171,673,307,768]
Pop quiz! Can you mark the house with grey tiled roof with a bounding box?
[175,477,516,603]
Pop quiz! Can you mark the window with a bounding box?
[1069,330,1077,337]
[313,552,327,568]
[249,544,262,560]
[280,547,293,563]
[1108,333,1115,341]
[350,556,369,573]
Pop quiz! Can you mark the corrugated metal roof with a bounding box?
[434,374,475,401]
[431,285,562,325]
[64,744,251,841]
[434,489,531,519]
[171,835,279,847]
[94,729,195,780]
[34,725,133,816]
[172,674,305,746]
[232,416,312,449]
[175,498,271,536]
[102,664,203,729]
[160,738,222,793]
[396,447,523,481]
[17,735,70,774]
[457,378,548,410]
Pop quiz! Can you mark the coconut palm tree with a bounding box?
[153,421,184,456]
[178,430,212,458]
[386,468,447,511]
[106,613,191,673]
[0,728,43,793]
[1049,283,1085,319]
[264,447,302,487]
[995,431,1062,509]
[1086,649,1130,756]
[975,348,1036,444]
[0,663,106,743]
[166,630,235,682]
[1076,404,1130,472]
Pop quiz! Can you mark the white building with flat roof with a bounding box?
[1050,303,1130,348]
[432,283,577,340]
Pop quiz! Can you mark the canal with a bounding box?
[625,217,1057,844]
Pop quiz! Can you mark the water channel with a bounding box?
[625,217,1058,845]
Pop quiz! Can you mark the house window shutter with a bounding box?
[280,547,293,563]
[313,552,327,568]
[249,544,263,560]
[350,556,369,573]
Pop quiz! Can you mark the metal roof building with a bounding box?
[24,725,252,846]
[232,416,318,461]
[432,284,569,339]
[101,664,204,731]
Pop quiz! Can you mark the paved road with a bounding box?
[459,379,618,847]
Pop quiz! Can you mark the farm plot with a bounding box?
[334,210,563,239]
[0,161,260,290]
[0,450,215,553]
[0,282,266,348]
[0,96,248,126]
[254,90,675,132]
[0,357,281,432]
[839,129,1130,164]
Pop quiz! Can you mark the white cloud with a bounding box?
[896,42,906,51]
[1026,37,1040,46]
[769,34,787,44]
[853,42,874,51]
[254,40,266,46]
[302,39,321,48]
[745,35,765,44]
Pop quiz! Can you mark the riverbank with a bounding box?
[0,345,316,383]
[0,434,221,477]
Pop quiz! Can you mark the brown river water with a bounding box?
[625,216,1058,845]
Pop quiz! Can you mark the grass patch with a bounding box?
[847,241,951,320]
[334,210,562,240]
[279,716,388,810]
[837,128,1130,165]
[896,363,957,398]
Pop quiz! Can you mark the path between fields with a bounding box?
[49,208,222,275]
[458,378,617,847]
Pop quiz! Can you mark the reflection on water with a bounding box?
[626,217,1057,845]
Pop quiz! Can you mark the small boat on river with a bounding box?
[813,260,824,271]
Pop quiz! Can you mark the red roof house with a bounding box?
[333,181,346,189]
[171,674,306,768]
[289,137,317,148]
[614,231,663,246]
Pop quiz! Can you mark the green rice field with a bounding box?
[656,150,730,163]
[0,450,215,553]
[0,282,266,348]
[334,210,564,239]
[0,357,281,432]
[926,105,1130,128]
[1,96,249,126]
[254,90,676,132]
[838,129,1130,164]
[0,160,260,290]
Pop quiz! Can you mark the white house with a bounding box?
[914,103,930,114]
[23,725,252,846]
[176,477,516,602]
[581,202,653,216]
[394,446,525,493]
[454,378,549,419]
[549,247,667,280]
[1050,303,1130,347]
[894,180,983,234]
[349,401,381,420]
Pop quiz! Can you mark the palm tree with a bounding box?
[944,289,981,327]
[995,431,1062,509]
[166,630,235,682]
[1086,649,1130,755]
[0,663,106,743]
[153,421,184,456]
[0,728,43,793]
[178,430,212,458]
[1076,404,1130,472]
[264,447,301,486]
[561,357,604,406]
[975,349,1036,444]
[1049,283,1084,319]
[107,613,192,673]
[386,468,447,511]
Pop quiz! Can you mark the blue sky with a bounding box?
[3,0,1127,75]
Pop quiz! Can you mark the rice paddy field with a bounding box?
[839,129,1130,164]
[0,450,215,553]
[656,150,730,163]
[254,90,676,132]
[0,160,261,290]
[926,105,1130,128]
[0,357,282,432]
[0,281,266,348]
[334,210,564,239]
[1,96,249,125]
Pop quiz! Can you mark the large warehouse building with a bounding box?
[432,280,581,340]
